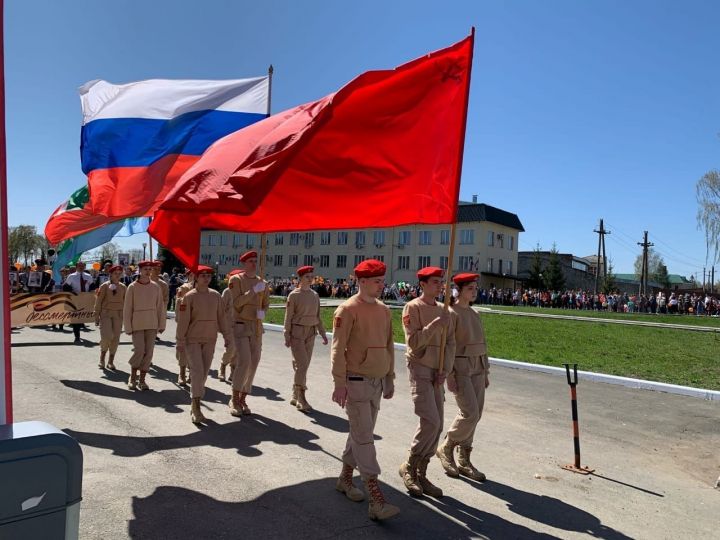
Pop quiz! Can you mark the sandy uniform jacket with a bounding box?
[228,273,270,322]
[123,280,166,333]
[94,281,127,319]
[153,278,169,307]
[283,288,327,338]
[175,288,230,346]
[331,294,395,389]
[402,297,456,375]
[450,304,489,370]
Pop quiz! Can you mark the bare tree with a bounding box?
[696,169,720,264]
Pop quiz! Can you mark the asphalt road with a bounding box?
[10,322,719,539]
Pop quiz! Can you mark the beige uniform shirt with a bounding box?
[228,273,270,322]
[283,288,327,338]
[402,297,456,375]
[176,288,229,346]
[123,280,166,333]
[331,294,395,389]
[450,305,489,370]
[94,281,127,315]
[152,277,169,307]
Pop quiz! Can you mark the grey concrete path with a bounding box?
[10,323,719,539]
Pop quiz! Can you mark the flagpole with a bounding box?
[267,65,273,117]
[438,28,475,378]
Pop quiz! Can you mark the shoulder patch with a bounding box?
[178,303,187,312]
[402,314,411,327]
[334,316,342,329]
[229,282,234,289]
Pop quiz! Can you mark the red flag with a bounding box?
[149,33,474,269]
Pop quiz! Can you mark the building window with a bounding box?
[419,231,432,245]
[509,236,514,251]
[459,256,473,271]
[274,234,284,246]
[439,256,448,270]
[246,235,255,249]
[337,231,348,245]
[219,234,226,246]
[440,230,450,245]
[372,255,385,262]
[487,258,493,272]
[337,255,347,268]
[507,260,513,274]
[274,254,283,266]
[232,234,242,248]
[354,255,366,266]
[321,232,331,245]
[208,234,216,246]
[290,233,300,246]
[487,231,494,247]
[398,231,411,245]
[498,259,503,274]
[398,256,410,270]
[355,231,366,248]
[460,229,474,245]
[304,254,313,266]
[373,230,385,247]
[304,233,314,249]
[418,255,431,269]
[497,233,504,249]
[289,254,298,267]
[319,255,330,268]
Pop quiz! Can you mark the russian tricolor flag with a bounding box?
[79,77,269,219]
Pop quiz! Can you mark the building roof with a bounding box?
[457,203,525,232]
[615,273,690,285]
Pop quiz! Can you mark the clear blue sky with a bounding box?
[5,0,719,279]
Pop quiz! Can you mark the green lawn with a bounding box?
[266,307,720,390]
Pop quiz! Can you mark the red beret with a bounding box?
[453,273,479,285]
[417,266,445,279]
[297,265,314,276]
[228,268,244,277]
[354,259,386,278]
[152,260,163,268]
[240,250,258,262]
[196,265,214,274]
[109,265,123,273]
[138,260,154,268]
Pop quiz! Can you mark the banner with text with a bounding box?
[11,292,96,327]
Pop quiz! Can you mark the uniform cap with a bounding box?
[138,260,154,268]
[354,259,386,278]
[297,265,314,276]
[452,273,479,285]
[417,266,445,279]
[196,265,214,274]
[228,268,244,276]
[152,260,163,268]
[109,265,123,273]
[240,250,258,262]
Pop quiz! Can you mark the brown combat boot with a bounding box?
[417,457,443,498]
[178,367,188,386]
[190,397,206,424]
[127,369,138,390]
[290,385,298,407]
[218,363,227,382]
[98,350,106,369]
[457,446,486,481]
[240,392,251,415]
[295,385,312,412]
[229,391,243,417]
[436,436,460,478]
[335,463,364,502]
[107,354,116,371]
[364,477,400,521]
[398,453,423,497]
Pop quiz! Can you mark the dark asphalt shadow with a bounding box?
[64,413,322,458]
[250,385,284,402]
[128,481,561,539]
[464,479,634,540]
[60,379,185,413]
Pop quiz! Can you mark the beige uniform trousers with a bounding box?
[99,310,122,354]
[408,362,444,458]
[343,375,383,480]
[129,329,158,371]
[232,321,262,393]
[176,348,190,368]
[447,356,487,446]
[220,340,236,368]
[289,324,316,389]
[188,341,217,399]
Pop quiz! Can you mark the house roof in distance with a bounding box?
[458,202,525,232]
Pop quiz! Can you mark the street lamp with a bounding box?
[142,242,147,260]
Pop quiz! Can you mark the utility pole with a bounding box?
[712,266,716,294]
[593,219,610,295]
[637,231,653,297]
[703,267,706,292]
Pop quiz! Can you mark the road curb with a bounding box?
[263,323,720,401]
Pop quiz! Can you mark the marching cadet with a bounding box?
[284,265,328,412]
[93,265,127,370]
[399,266,455,499]
[331,259,399,521]
[123,261,166,391]
[228,251,269,416]
[218,269,243,382]
[174,270,195,386]
[176,266,230,424]
[151,260,169,306]
[436,273,488,482]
